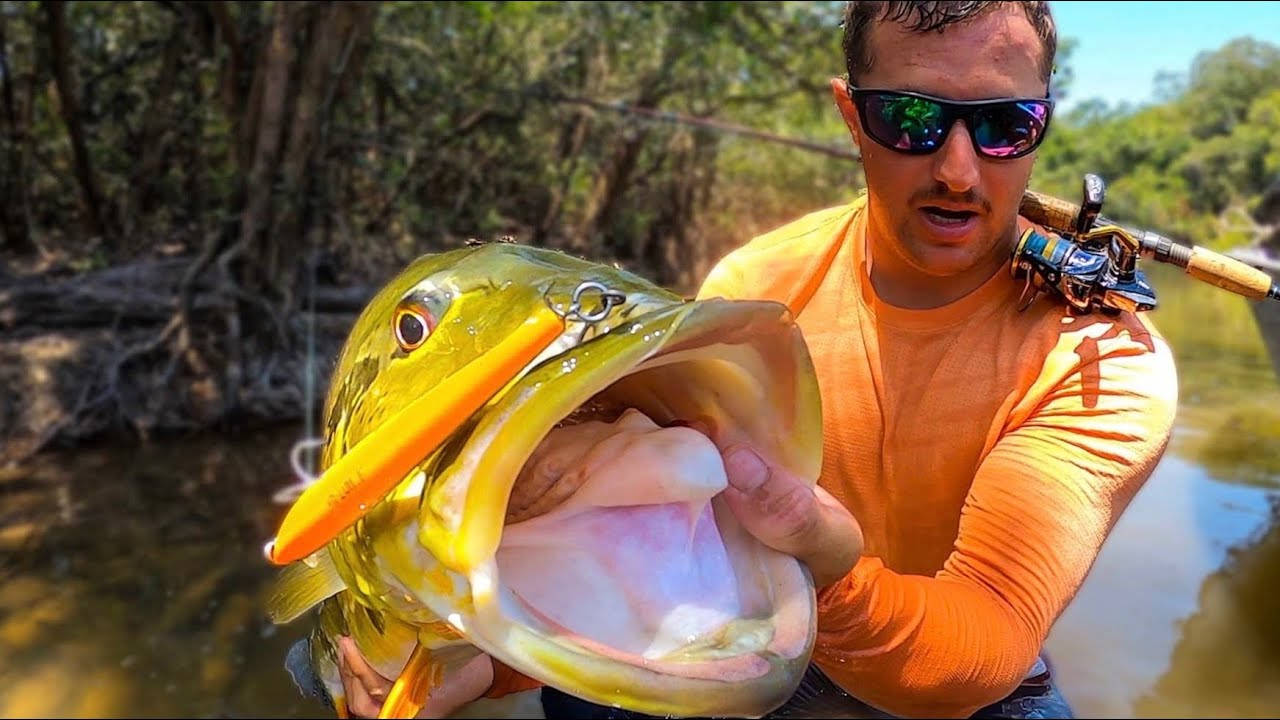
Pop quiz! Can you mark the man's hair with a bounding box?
[842,1,1058,87]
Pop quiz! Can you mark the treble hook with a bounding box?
[557,280,627,345]
[564,281,626,323]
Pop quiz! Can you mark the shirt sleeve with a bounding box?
[811,322,1179,718]
[483,658,544,698]
[694,251,746,302]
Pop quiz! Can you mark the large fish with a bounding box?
[265,243,824,718]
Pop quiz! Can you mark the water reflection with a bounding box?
[0,426,324,718]
[1134,496,1280,718]
[1044,451,1279,718]
[1045,266,1280,718]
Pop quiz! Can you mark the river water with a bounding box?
[1,266,1277,718]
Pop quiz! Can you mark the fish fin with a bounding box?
[266,550,347,624]
[378,642,444,719]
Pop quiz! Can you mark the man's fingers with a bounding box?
[346,686,381,719]
[339,636,392,697]
[419,653,496,718]
[723,445,773,494]
[337,649,379,718]
[723,481,817,555]
[722,445,819,554]
[720,446,863,587]
[337,636,392,717]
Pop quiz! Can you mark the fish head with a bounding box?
[271,243,825,717]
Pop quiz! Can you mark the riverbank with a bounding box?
[0,252,368,465]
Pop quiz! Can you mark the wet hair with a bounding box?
[842,1,1058,86]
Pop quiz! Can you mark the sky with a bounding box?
[1050,1,1280,112]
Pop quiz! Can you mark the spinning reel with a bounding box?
[1012,173,1280,315]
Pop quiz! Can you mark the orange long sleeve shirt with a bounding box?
[692,195,1179,718]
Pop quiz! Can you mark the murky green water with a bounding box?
[1,264,1277,718]
[1045,264,1280,718]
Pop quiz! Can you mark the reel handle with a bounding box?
[1019,189,1280,302]
[1019,189,1078,236]
[1184,246,1278,300]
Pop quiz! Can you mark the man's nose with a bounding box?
[932,120,981,193]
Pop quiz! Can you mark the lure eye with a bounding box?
[394,307,434,352]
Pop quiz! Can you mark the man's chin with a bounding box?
[903,243,992,279]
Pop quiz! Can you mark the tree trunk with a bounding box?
[268,1,375,285]
[0,10,35,254]
[573,32,679,254]
[535,38,601,246]
[126,13,188,237]
[575,127,650,254]
[535,109,590,246]
[207,0,244,131]
[235,0,300,282]
[42,1,111,246]
[185,48,205,227]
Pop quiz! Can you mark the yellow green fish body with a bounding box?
[267,244,824,717]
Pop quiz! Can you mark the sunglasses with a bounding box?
[847,86,1054,159]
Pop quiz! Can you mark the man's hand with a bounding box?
[721,445,863,588]
[335,636,495,718]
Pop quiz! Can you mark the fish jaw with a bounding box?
[397,297,823,717]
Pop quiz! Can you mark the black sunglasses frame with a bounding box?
[847,86,1055,160]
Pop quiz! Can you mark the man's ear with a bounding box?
[830,77,863,149]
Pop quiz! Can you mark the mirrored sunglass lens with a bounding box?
[866,94,945,151]
[973,101,1048,157]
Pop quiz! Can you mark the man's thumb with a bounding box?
[724,446,771,494]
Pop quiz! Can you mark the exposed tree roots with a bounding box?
[0,255,369,465]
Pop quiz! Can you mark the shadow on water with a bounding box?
[0,425,325,718]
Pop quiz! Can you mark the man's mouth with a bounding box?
[919,205,980,237]
[921,205,979,225]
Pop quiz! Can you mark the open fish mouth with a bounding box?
[404,297,824,717]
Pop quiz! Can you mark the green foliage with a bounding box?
[8,3,1278,289]
[1034,36,1280,250]
[2,0,859,291]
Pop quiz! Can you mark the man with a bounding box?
[331,1,1178,717]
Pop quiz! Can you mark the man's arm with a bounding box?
[811,325,1179,719]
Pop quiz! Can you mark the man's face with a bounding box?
[835,7,1049,279]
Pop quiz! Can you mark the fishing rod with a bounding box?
[566,93,1279,312]
[540,92,861,161]
[556,94,1279,314]
[1014,173,1280,314]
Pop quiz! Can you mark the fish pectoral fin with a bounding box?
[378,642,444,719]
[266,550,347,624]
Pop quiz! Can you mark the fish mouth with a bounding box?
[413,298,823,717]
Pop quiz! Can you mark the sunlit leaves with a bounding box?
[1034,37,1280,250]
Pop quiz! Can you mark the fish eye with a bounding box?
[394,307,433,352]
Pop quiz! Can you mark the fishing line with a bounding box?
[274,241,324,506]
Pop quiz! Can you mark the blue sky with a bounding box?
[1051,1,1280,112]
